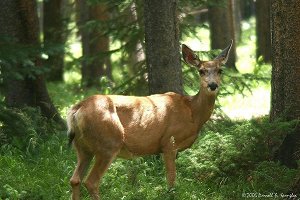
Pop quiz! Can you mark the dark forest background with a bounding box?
[0,0,299,199]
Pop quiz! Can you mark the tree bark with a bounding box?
[208,0,237,70]
[270,0,300,169]
[240,0,255,20]
[144,0,183,94]
[0,0,64,126]
[127,1,145,76]
[233,0,242,43]
[255,0,271,62]
[76,0,112,88]
[43,0,66,82]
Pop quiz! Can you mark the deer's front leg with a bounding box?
[162,136,177,189]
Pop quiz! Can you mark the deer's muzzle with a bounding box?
[208,82,218,91]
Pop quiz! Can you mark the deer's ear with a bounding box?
[182,44,201,67]
[214,39,233,64]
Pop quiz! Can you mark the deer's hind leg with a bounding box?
[84,151,118,200]
[84,112,124,199]
[70,145,93,200]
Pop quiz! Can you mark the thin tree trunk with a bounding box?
[144,0,183,94]
[76,0,111,88]
[90,4,112,81]
[255,0,271,62]
[240,0,255,20]
[233,0,241,42]
[44,0,66,82]
[208,0,237,70]
[127,1,145,76]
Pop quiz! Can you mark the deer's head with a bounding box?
[182,40,233,94]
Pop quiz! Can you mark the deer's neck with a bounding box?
[191,87,217,128]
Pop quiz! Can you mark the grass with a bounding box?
[0,134,74,199]
[0,119,298,199]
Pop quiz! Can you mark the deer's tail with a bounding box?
[66,105,81,147]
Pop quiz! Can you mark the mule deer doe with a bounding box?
[67,40,233,199]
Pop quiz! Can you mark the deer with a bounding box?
[67,40,233,200]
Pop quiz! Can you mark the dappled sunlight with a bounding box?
[236,40,256,73]
[220,86,270,119]
[183,26,210,52]
[63,70,81,84]
[224,18,270,119]
[69,42,82,59]
[236,18,257,73]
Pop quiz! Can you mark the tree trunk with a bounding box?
[127,1,145,76]
[208,0,237,70]
[0,0,64,126]
[76,0,112,88]
[233,0,242,43]
[43,0,66,82]
[270,0,300,169]
[240,0,255,20]
[144,0,183,94]
[255,0,271,62]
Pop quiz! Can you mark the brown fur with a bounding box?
[68,42,232,199]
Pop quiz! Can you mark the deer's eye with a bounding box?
[199,69,206,76]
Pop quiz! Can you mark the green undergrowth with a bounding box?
[0,107,299,199]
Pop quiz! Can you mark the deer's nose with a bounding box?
[208,82,218,91]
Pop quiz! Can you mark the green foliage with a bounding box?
[178,118,298,180]
[249,161,298,193]
[0,134,73,200]
[65,0,210,95]
[47,80,113,118]
[0,102,58,154]
[179,0,210,38]
[0,115,298,199]
[0,36,68,84]
[0,37,46,82]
